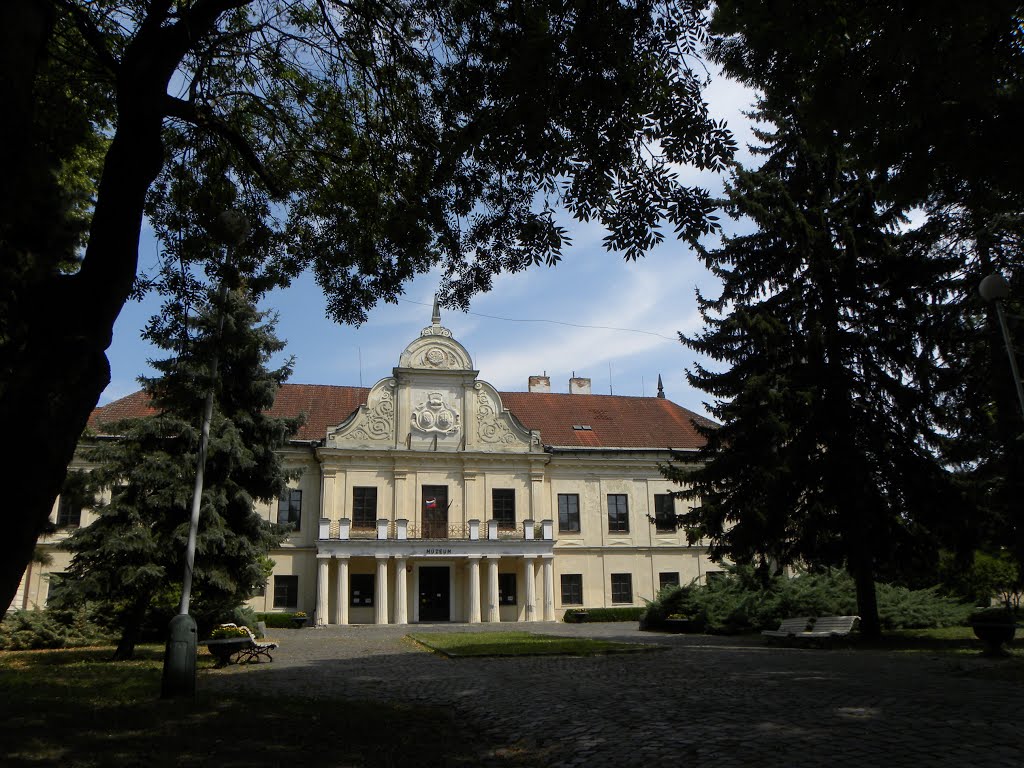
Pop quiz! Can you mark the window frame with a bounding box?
[492,488,516,530]
[653,494,677,533]
[560,573,583,606]
[273,575,299,609]
[277,489,302,530]
[56,496,82,528]
[659,572,680,591]
[610,573,633,604]
[558,493,580,534]
[352,486,378,530]
[607,494,629,534]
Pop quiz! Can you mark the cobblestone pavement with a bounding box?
[203,623,1024,767]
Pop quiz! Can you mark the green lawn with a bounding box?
[408,630,658,657]
[0,645,526,767]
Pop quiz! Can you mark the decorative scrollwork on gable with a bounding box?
[411,391,461,436]
[329,380,396,444]
[476,385,516,444]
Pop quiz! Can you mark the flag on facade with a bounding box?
[425,498,436,509]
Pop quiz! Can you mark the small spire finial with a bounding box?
[656,374,665,399]
[432,294,441,325]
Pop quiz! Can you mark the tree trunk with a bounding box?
[0,3,206,611]
[849,551,881,639]
[112,595,150,661]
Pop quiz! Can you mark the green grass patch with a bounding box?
[408,631,658,657]
[0,644,526,767]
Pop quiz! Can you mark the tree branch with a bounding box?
[164,95,284,197]
[54,0,119,73]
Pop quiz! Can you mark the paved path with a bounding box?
[204,623,1023,767]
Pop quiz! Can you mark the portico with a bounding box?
[314,518,556,624]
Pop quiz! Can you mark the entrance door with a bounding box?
[422,485,448,539]
[419,566,450,621]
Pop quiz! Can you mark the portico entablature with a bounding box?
[316,538,555,560]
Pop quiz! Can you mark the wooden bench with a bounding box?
[762,616,860,646]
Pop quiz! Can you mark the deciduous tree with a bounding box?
[0,0,734,610]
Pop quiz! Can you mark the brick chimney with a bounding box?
[528,375,551,393]
[569,377,591,395]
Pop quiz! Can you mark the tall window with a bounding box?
[46,573,68,604]
[611,573,633,604]
[352,487,377,529]
[558,494,580,533]
[56,496,82,528]
[273,575,299,609]
[607,494,629,533]
[498,573,517,605]
[492,489,516,529]
[659,572,680,591]
[350,574,375,607]
[277,489,302,530]
[560,574,583,605]
[653,494,677,533]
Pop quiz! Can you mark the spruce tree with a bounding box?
[54,287,299,659]
[667,105,947,637]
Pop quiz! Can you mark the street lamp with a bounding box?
[979,272,1024,421]
[161,211,249,699]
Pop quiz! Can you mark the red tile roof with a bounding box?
[89,384,711,450]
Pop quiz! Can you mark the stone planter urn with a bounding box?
[291,615,310,628]
[205,638,250,667]
[970,608,1019,656]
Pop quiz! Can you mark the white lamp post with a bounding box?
[979,272,1024,421]
[162,211,249,699]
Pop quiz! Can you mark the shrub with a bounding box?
[0,608,112,650]
[677,566,972,633]
[641,584,702,629]
[563,607,643,623]
[255,612,306,628]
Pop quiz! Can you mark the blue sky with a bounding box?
[102,72,758,419]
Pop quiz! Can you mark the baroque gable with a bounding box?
[326,378,397,448]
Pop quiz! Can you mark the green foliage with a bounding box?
[641,583,702,628]
[0,608,112,650]
[255,612,306,629]
[563,608,644,623]
[680,568,972,634]
[53,288,297,656]
[940,550,1022,609]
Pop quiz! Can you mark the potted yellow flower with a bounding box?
[291,611,309,628]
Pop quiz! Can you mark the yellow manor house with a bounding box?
[16,305,721,623]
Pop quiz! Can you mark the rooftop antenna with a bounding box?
[642,376,645,397]
[609,362,613,395]
[358,346,363,388]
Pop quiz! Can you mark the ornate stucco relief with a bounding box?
[474,383,541,451]
[327,379,396,446]
[410,391,461,436]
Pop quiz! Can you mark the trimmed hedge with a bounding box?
[563,607,644,623]
[255,611,307,628]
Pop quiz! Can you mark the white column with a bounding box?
[333,557,348,625]
[523,557,537,622]
[337,561,350,626]
[486,557,500,622]
[394,558,408,625]
[467,556,481,623]
[542,556,555,621]
[375,556,389,625]
[316,557,329,626]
